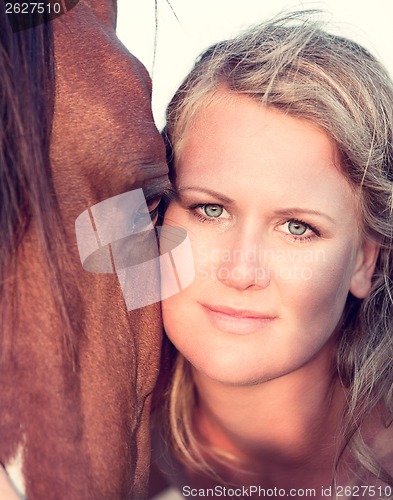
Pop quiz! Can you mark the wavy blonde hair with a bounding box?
[160,10,393,486]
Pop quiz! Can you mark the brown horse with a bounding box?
[0,1,168,498]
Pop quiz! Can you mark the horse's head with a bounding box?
[0,1,168,497]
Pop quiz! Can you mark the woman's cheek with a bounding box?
[276,243,356,323]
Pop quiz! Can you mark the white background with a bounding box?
[117,1,393,129]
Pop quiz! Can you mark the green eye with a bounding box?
[288,220,307,236]
[204,204,223,218]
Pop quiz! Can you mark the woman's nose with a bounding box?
[216,230,271,291]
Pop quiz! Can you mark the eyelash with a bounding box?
[188,203,320,242]
[188,203,229,224]
[147,196,162,222]
[279,219,320,243]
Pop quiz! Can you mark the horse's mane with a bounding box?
[0,10,80,363]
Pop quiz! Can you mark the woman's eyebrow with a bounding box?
[178,188,336,223]
[177,186,234,204]
[273,208,336,224]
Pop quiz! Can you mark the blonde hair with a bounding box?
[161,10,393,486]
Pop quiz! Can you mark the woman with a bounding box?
[153,10,393,497]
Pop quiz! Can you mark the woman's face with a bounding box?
[161,91,378,386]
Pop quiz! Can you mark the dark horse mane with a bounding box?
[0,9,80,364]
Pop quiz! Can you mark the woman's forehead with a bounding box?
[176,92,360,224]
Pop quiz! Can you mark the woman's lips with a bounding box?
[201,304,277,335]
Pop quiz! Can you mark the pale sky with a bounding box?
[117,1,393,129]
